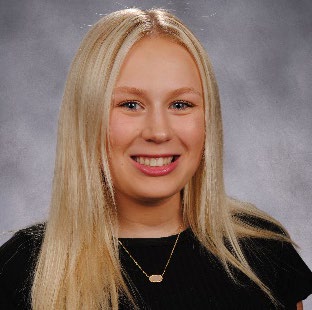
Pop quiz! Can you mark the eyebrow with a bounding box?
[114,86,203,98]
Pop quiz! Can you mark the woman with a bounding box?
[0,8,311,310]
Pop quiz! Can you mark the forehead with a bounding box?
[115,36,202,92]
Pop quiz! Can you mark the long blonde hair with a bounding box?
[32,8,290,309]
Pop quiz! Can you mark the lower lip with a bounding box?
[132,158,179,176]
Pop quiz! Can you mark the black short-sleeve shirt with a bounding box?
[0,223,311,309]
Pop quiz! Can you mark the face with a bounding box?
[109,36,205,205]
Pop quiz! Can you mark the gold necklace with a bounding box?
[118,225,183,283]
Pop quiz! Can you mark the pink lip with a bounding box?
[131,156,179,176]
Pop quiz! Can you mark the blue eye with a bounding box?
[170,101,194,110]
[119,101,142,111]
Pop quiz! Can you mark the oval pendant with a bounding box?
[149,275,163,283]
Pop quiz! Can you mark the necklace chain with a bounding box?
[118,225,183,283]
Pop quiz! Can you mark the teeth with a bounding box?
[134,156,174,167]
[157,158,163,166]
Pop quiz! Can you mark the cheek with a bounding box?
[175,114,205,155]
[109,112,138,151]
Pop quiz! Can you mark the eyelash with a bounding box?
[170,100,194,110]
[118,100,142,111]
[117,100,194,111]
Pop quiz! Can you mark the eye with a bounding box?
[170,100,194,110]
[118,100,142,111]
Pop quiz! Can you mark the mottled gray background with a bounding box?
[1,0,311,306]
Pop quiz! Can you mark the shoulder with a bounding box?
[0,223,45,265]
[239,231,312,306]
[0,223,45,309]
[232,213,312,304]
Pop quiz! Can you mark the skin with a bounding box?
[109,36,205,238]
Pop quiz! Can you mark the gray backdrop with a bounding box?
[1,0,311,306]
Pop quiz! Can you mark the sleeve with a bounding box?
[0,225,44,310]
[237,215,312,306]
[275,241,312,306]
[245,238,312,308]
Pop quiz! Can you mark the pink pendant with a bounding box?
[149,275,163,283]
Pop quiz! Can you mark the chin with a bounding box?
[136,190,180,202]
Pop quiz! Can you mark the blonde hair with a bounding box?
[32,8,290,309]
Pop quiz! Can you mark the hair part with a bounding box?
[32,8,291,309]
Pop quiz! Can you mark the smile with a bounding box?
[131,155,180,176]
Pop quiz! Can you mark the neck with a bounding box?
[117,192,183,238]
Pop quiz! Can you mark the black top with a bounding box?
[0,223,311,310]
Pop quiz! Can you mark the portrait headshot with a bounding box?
[0,0,311,309]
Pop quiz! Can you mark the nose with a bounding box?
[141,108,173,143]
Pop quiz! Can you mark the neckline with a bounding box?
[118,228,192,247]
